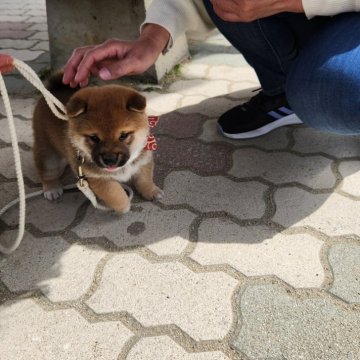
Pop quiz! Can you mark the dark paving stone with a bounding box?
[2,75,37,96]
[0,22,33,31]
[153,136,232,187]
[0,30,35,39]
[156,112,207,139]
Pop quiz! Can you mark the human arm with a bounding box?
[62,23,170,88]
[142,0,213,52]
[209,0,304,22]
[63,0,213,87]
[209,0,360,22]
[302,0,360,18]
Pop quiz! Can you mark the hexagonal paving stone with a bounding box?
[169,79,230,98]
[1,48,44,61]
[0,22,30,31]
[225,88,254,104]
[169,79,229,97]
[3,191,85,232]
[25,9,47,17]
[155,137,231,175]
[200,119,290,149]
[31,40,49,51]
[207,65,258,83]
[0,231,106,302]
[293,127,360,158]
[229,81,260,96]
[162,171,267,219]
[181,63,210,80]
[328,243,360,303]
[87,254,238,341]
[0,116,33,146]
[338,161,360,197]
[0,181,39,211]
[0,15,29,22]
[191,53,247,67]
[1,75,37,95]
[28,31,48,41]
[142,92,183,115]
[177,94,207,114]
[155,112,207,139]
[127,336,229,360]
[0,299,133,360]
[73,202,195,256]
[0,146,38,183]
[178,95,238,117]
[191,218,325,288]
[0,30,35,38]
[230,149,336,189]
[233,284,360,359]
[27,23,48,31]
[273,187,360,236]
[0,39,37,49]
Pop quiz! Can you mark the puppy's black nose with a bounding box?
[101,154,118,166]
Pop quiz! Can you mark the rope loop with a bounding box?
[0,55,69,254]
[13,59,68,121]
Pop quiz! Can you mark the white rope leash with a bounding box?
[0,72,26,254]
[13,59,68,121]
[0,58,69,254]
[0,57,132,254]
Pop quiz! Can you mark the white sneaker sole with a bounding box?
[218,113,303,140]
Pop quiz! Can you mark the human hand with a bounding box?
[62,24,170,88]
[210,0,304,22]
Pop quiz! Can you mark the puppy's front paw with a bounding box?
[44,187,63,201]
[142,186,164,201]
[114,198,131,214]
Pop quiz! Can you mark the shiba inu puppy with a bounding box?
[32,73,163,213]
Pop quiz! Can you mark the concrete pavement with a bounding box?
[0,0,359,359]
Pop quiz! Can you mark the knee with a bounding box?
[287,56,360,135]
[286,14,360,135]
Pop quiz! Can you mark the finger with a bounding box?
[98,57,138,80]
[212,6,243,22]
[74,43,119,84]
[210,0,237,13]
[62,46,92,84]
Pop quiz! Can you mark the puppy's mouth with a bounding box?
[104,165,120,172]
[97,154,129,171]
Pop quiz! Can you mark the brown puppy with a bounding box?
[32,73,163,213]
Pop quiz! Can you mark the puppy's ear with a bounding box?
[66,97,87,118]
[127,93,146,113]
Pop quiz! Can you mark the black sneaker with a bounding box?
[217,91,302,139]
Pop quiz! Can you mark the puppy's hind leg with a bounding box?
[33,145,67,200]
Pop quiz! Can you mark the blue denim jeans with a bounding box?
[203,0,360,135]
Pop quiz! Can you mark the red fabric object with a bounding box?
[0,54,14,74]
[145,115,160,151]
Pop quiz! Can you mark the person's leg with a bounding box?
[202,0,328,139]
[287,13,360,135]
[203,0,326,95]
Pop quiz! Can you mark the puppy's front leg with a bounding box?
[132,160,164,201]
[87,178,131,213]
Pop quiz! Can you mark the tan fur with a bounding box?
[32,73,162,213]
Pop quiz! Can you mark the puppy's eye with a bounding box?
[119,132,130,141]
[88,134,100,143]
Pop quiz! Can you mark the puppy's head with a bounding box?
[66,85,148,171]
